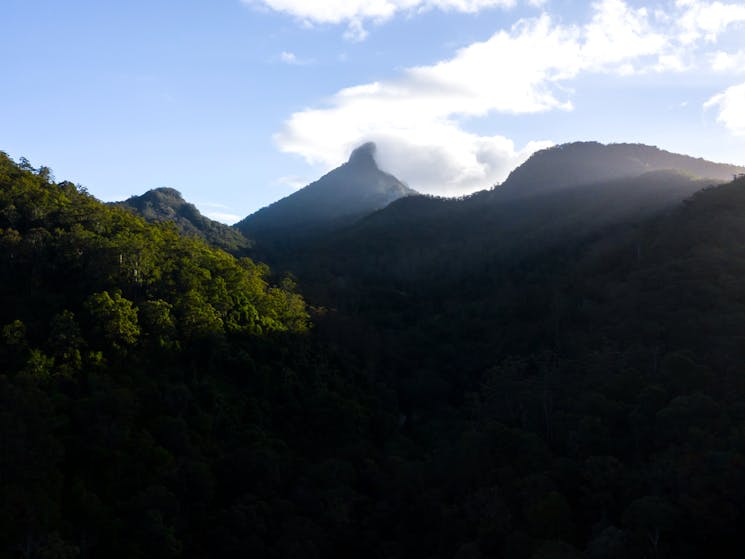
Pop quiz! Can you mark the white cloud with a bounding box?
[247,0,745,46]
[343,19,369,42]
[277,102,554,196]
[280,51,299,64]
[243,0,518,40]
[245,0,516,22]
[405,15,582,114]
[676,0,745,44]
[711,50,745,72]
[278,51,314,65]
[655,53,688,72]
[581,0,667,72]
[705,81,745,136]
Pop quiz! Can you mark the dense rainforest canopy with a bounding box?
[3,149,745,558]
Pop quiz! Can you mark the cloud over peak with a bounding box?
[270,0,745,196]
[274,1,682,195]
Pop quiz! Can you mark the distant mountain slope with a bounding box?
[236,142,418,240]
[286,170,718,304]
[345,142,744,252]
[259,143,742,307]
[354,169,717,253]
[574,174,745,352]
[114,187,251,253]
[495,141,745,199]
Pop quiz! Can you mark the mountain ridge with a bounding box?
[254,142,743,310]
[350,142,745,239]
[494,141,745,199]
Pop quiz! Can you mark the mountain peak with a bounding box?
[237,142,418,239]
[348,142,378,167]
[144,187,185,201]
[113,188,251,253]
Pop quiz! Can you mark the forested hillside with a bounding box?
[245,142,739,271]
[114,187,251,254]
[4,149,745,558]
[247,159,745,558]
[0,152,377,558]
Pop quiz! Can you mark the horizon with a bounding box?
[2,0,745,223]
[4,137,744,225]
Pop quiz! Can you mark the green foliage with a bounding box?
[0,151,309,353]
[0,152,323,557]
[140,299,178,348]
[85,291,141,350]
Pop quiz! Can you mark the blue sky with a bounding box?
[2,0,744,223]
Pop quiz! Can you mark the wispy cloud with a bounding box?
[278,51,313,65]
[276,175,309,189]
[243,0,522,41]
[280,51,299,64]
[198,202,242,223]
[203,211,242,224]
